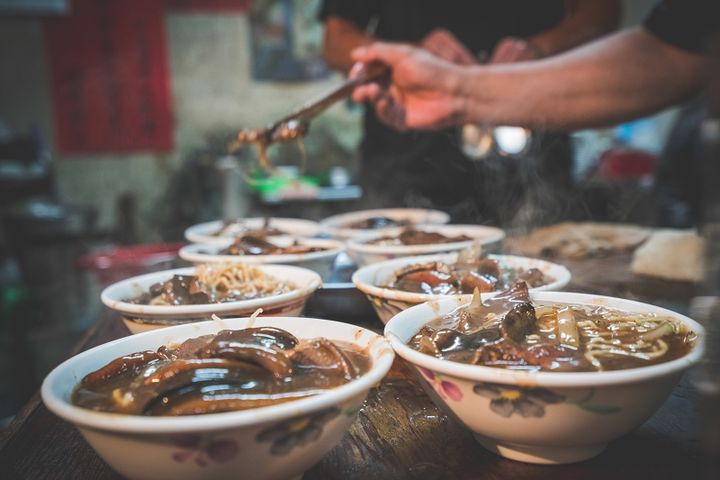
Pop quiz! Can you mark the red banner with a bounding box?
[44,0,173,153]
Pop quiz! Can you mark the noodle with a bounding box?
[136,263,296,306]
[572,307,682,371]
[410,282,696,372]
[195,263,295,301]
[297,137,307,175]
[254,142,275,173]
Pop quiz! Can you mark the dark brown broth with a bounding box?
[388,260,549,295]
[345,216,409,229]
[73,328,371,416]
[366,228,471,246]
[218,235,326,256]
[409,296,696,372]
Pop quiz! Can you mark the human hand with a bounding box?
[351,42,466,132]
[420,28,477,65]
[489,37,543,64]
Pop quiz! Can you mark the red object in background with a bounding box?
[75,243,184,285]
[166,0,251,12]
[595,148,658,181]
[43,0,173,154]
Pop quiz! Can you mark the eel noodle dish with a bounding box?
[129,263,295,305]
[387,246,551,294]
[73,326,371,415]
[408,282,696,372]
[218,235,327,256]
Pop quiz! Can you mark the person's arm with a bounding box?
[322,16,374,73]
[351,27,710,131]
[492,0,621,63]
[465,27,708,128]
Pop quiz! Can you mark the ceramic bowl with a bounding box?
[384,292,705,464]
[184,217,321,245]
[346,224,506,266]
[101,265,322,334]
[178,238,344,281]
[42,316,394,480]
[319,208,450,240]
[353,253,571,324]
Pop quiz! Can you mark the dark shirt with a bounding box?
[644,0,720,53]
[320,1,573,224]
[320,0,564,52]
[644,0,720,227]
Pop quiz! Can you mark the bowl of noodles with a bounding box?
[102,263,322,334]
[42,314,394,480]
[384,284,705,464]
[320,208,450,240]
[346,224,506,266]
[353,252,570,323]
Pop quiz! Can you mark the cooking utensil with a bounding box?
[235,62,389,148]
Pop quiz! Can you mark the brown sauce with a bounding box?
[72,327,372,416]
[345,216,410,229]
[408,282,696,372]
[218,235,327,256]
[387,258,550,295]
[366,228,472,246]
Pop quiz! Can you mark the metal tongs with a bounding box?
[234,62,390,149]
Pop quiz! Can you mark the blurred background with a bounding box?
[0,0,695,428]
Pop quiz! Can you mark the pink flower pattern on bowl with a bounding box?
[418,367,463,402]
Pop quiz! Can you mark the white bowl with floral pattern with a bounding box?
[353,252,571,324]
[42,316,394,480]
[101,265,322,334]
[384,292,704,464]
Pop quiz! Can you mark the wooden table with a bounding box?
[0,255,712,479]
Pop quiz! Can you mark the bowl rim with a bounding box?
[184,217,321,244]
[384,291,705,388]
[346,224,506,255]
[352,253,572,301]
[41,316,394,433]
[101,264,322,316]
[178,238,345,264]
[319,208,450,238]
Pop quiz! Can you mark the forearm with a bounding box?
[528,0,621,56]
[458,28,709,130]
[323,16,374,72]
